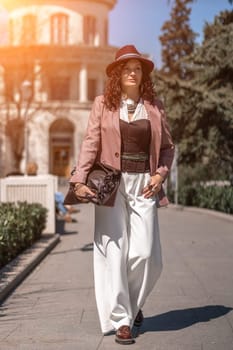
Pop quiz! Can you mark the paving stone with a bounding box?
[0,200,233,350]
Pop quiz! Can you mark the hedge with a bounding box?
[0,202,47,269]
[178,184,233,214]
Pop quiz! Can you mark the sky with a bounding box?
[109,0,233,68]
[0,0,232,68]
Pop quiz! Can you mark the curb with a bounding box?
[170,204,233,223]
[0,233,60,304]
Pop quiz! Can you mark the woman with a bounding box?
[70,45,174,345]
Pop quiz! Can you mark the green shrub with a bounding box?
[178,184,233,214]
[0,202,47,269]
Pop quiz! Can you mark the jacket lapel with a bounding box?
[144,100,162,138]
[112,109,121,137]
[144,100,162,174]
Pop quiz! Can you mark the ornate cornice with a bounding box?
[1,0,116,11]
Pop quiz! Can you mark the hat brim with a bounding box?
[106,55,154,77]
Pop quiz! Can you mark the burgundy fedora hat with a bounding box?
[106,45,154,77]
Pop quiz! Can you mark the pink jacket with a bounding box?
[70,95,175,206]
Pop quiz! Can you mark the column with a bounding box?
[79,64,87,102]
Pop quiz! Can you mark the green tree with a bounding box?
[182,10,233,177]
[159,0,196,79]
[155,10,233,180]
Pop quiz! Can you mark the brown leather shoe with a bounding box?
[115,325,135,345]
[134,309,144,328]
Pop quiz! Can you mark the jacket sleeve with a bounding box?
[69,96,104,183]
[155,100,175,180]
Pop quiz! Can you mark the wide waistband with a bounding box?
[121,152,149,161]
[121,158,150,173]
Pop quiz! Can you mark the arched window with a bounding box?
[83,16,96,45]
[49,119,74,176]
[21,14,36,45]
[50,13,69,45]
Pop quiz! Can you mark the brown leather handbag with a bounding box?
[63,162,121,207]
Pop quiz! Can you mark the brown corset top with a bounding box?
[120,119,151,173]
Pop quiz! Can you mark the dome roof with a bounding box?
[1,0,116,11]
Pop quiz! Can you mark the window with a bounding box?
[83,16,96,45]
[88,79,96,101]
[21,14,36,45]
[4,74,14,101]
[50,77,70,100]
[50,13,69,45]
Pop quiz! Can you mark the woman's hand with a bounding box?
[142,173,164,199]
[74,183,96,202]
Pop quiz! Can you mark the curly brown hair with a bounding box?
[103,61,156,111]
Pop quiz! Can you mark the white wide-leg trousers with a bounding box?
[94,172,162,333]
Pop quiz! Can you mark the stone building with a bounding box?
[0,0,117,177]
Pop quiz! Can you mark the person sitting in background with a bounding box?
[26,161,78,222]
[55,191,79,222]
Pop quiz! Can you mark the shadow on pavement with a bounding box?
[80,242,93,251]
[50,242,93,255]
[55,219,78,235]
[58,230,78,235]
[143,305,233,332]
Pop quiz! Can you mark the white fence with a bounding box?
[0,175,58,234]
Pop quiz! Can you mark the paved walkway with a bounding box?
[0,203,233,350]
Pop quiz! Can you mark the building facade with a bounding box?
[0,0,117,177]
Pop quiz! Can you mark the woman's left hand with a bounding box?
[142,173,164,199]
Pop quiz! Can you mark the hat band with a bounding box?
[116,53,141,61]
